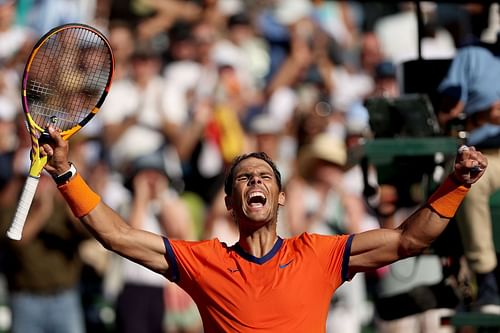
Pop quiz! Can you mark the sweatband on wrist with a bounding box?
[58,173,101,218]
[427,175,470,218]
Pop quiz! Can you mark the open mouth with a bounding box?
[247,191,267,208]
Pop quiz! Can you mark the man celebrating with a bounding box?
[40,125,486,332]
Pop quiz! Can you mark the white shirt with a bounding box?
[99,76,181,169]
[0,26,32,63]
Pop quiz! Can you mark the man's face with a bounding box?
[225,157,285,229]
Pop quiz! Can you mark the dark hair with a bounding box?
[224,152,282,196]
[227,13,251,28]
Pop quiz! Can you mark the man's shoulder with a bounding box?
[456,45,498,61]
[286,232,350,247]
[169,237,232,253]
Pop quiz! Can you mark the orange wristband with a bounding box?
[427,175,470,218]
[58,173,101,218]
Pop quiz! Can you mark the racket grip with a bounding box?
[7,176,40,240]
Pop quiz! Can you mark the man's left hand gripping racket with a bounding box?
[6,23,114,240]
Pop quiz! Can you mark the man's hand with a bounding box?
[453,145,488,185]
[39,125,71,177]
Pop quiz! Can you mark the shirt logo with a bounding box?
[279,260,294,269]
[228,268,240,273]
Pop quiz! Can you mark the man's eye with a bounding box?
[237,176,248,181]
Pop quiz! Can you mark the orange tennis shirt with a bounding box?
[163,232,354,333]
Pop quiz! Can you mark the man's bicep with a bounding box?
[114,228,170,276]
[348,228,402,274]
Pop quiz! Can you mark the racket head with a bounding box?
[22,23,115,141]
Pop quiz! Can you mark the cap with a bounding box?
[375,61,396,79]
[228,12,251,28]
[123,151,169,190]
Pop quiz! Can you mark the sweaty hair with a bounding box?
[224,152,282,196]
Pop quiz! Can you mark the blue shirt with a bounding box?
[439,46,500,146]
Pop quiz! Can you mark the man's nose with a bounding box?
[249,176,262,184]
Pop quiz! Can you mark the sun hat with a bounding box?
[297,133,347,178]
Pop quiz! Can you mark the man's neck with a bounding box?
[238,225,278,258]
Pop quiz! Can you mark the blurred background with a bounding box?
[1,0,500,332]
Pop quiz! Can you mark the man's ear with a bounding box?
[224,195,232,211]
[278,192,285,206]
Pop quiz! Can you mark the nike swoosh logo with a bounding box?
[228,268,240,273]
[279,260,294,269]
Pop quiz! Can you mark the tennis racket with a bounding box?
[6,23,114,240]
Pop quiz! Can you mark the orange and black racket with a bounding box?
[6,23,114,240]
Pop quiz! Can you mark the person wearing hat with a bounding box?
[39,124,486,332]
[284,132,371,333]
[287,132,355,234]
[116,152,196,333]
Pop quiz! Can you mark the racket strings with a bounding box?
[26,27,112,131]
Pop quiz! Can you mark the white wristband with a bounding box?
[53,162,77,185]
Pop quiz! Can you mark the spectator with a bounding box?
[0,0,34,67]
[359,31,385,79]
[284,132,371,333]
[115,152,193,333]
[107,20,135,81]
[212,12,268,101]
[0,170,89,333]
[99,40,184,190]
[370,60,399,98]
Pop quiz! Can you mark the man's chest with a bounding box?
[192,252,334,318]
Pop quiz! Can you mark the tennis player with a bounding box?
[41,125,486,333]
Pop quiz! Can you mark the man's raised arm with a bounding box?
[348,145,487,275]
[41,125,170,276]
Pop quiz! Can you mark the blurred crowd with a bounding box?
[0,0,499,333]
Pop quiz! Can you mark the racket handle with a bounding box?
[7,176,40,240]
